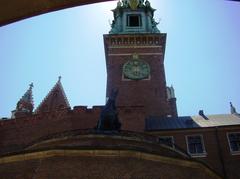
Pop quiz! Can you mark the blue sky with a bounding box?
[0,0,240,117]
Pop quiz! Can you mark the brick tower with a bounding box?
[104,0,177,127]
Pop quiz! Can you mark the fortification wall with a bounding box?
[0,105,146,154]
[0,106,100,154]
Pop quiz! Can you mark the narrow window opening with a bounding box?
[127,15,142,27]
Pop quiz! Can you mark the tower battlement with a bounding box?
[104,33,165,47]
[0,106,104,127]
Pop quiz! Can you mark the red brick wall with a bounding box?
[0,156,219,179]
[104,34,172,119]
[152,126,240,179]
[0,105,146,153]
[0,107,100,153]
[1,111,240,179]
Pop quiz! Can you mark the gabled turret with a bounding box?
[12,83,34,118]
[166,86,175,100]
[110,0,160,34]
[167,86,178,117]
[35,77,70,113]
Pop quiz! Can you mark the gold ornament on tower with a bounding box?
[128,0,139,10]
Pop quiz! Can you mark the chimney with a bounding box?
[199,110,208,120]
[230,102,237,114]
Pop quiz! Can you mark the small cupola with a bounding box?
[110,0,160,34]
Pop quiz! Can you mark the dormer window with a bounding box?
[127,14,142,27]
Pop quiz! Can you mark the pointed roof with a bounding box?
[35,77,70,113]
[20,83,34,105]
[12,83,34,118]
[16,83,34,112]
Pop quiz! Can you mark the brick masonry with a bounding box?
[0,156,219,179]
[0,32,239,178]
[104,34,176,120]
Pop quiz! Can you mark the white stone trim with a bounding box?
[108,53,162,56]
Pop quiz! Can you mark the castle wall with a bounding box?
[0,156,220,179]
[0,105,147,154]
[0,106,100,154]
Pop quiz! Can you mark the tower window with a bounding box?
[127,15,142,27]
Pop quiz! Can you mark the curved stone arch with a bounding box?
[0,0,114,26]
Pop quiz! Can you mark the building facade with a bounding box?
[0,0,239,178]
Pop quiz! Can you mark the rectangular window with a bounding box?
[159,136,174,148]
[127,15,142,27]
[227,132,240,154]
[186,135,206,157]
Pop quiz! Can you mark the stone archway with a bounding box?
[0,0,114,26]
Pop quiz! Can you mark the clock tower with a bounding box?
[104,0,177,130]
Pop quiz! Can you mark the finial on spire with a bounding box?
[29,83,34,89]
[117,0,122,7]
[145,0,151,7]
[139,0,144,7]
[22,83,34,103]
[58,76,62,82]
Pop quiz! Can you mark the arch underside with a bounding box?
[0,0,114,27]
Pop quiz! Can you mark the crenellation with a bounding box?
[73,106,89,113]
[0,106,102,129]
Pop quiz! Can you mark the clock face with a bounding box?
[123,59,150,80]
